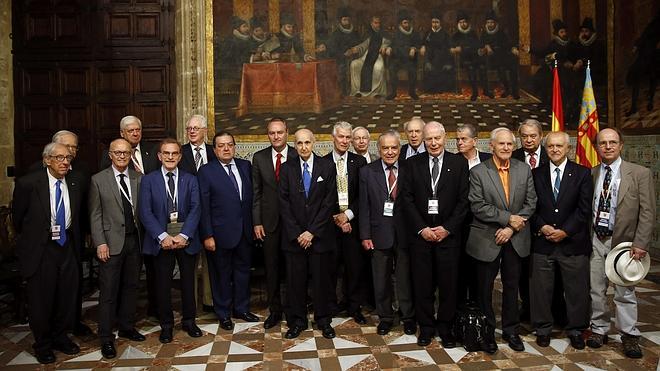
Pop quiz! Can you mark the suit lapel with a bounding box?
[556,162,573,204]
[129,170,139,212]
[375,162,388,194]
[177,170,186,211]
[485,161,509,209]
[106,168,124,212]
[263,148,276,183]
[66,174,80,222]
[617,161,632,207]
[435,154,451,195]
[37,170,51,219]
[309,154,322,197]
[508,162,518,206]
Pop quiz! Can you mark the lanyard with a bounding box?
[118,176,134,207]
[167,174,178,210]
[430,170,441,197]
[386,170,398,200]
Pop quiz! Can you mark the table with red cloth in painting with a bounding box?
[236,60,341,117]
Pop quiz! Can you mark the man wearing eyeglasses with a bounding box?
[198,132,258,330]
[101,116,158,175]
[12,143,86,364]
[29,130,90,177]
[89,139,145,359]
[179,114,217,314]
[139,138,202,344]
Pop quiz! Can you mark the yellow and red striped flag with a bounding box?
[576,63,600,167]
[551,62,564,131]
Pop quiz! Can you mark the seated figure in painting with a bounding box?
[386,9,422,100]
[420,10,455,93]
[479,10,520,99]
[348,15,391,98]
[451,11,488,101]
[248,17,270,62]
[220,17,254,80]
[320,7,361,96]
[270,14,314,62]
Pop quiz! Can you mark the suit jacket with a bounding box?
[12,168,85,278]
[278,154,338,253]
[531,160,593,256]
[252,145,298,233]
[591,160,655,250]
[179,143,216,175]
[400,151,470,247]
[467,158,537,262]
[138,168,201,256]
[512,147,549,168]
[198,158,253,249]
[400,143,425,161]
[323,151,366,227]
[358,160,408,250]
[478,151,492,162]
[89,167,142,256]
[100,141,159,174]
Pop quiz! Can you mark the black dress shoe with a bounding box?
[53,339,80,355]
[480,338,498,354]
[320,324,336,339]
[118,328,146,342]
[351,312,367,325]
[403,320,417,335]
[536,334,551,347]
[182,323,203,338]
[234,312,259,322]
[377,321,392,335]
[440,333,457,348]
[568,334,585,350]
[36,350,56,364]
[159,328,173,343]
[417,334,432,347]
[503,333,524,351]
[101,341,117,359]
[73,322,93,337]
[219,317,234,331]
[264,312,282,329]
[285,325,307,339]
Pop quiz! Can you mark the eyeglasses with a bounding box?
[110,150,131,157]
[161,151,181,157]
[186,126,205,132]
[49,155,74,163]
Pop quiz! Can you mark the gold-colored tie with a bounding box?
[337,157,349,212]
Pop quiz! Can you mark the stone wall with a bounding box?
[0,1,14,206]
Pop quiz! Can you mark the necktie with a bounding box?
[303,162,311,198]
[194,146,202,170]
[275,153,283,181]
[387,165,397,200]
[166,172,175,212]
[553,168,561,201]
[336,157,349,211]
[119,174,136,233]
[55,180,67,246]
[431,157,439,195]
[595,166,613,238]
[226,164,240,197]
[132,148,143,174]
[529,152,537,169]
[119,173,131,201]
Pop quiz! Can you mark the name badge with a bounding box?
[338,192,349,207]
[51,225,61,240]
[383,201,394,217]
[169,211,178,223]
[428,199,439,215]
[598,211,610,220]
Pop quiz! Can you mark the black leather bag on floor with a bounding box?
[453,302,488,352]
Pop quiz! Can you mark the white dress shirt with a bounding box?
[332,150,354,220]
[428,151,445,194]
[271,146,289,168]
[112,165,133,202]
[47,170,71,229]
[382,160,398,194]
[158,167,188,242]
[406,142,426,159]
[549,158,568,195]
[191,143,208,167]
[223,159,243,200]
[525,146,542,169]
[466,150,482,169]
[300,154,315,175]
[133,143,145,169]
[593,157,622,229]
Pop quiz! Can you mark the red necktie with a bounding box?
[529,152,537,169]
[388,165,397,200]
[275,153,282,181]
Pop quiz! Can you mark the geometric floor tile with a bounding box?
[287,358,322,371]
[338,353,370,370]
[119,345,154,359]
[7,351,37,365]
[178,342,214,357]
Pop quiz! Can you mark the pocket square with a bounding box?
[317,176,324,182]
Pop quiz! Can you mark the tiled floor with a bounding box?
[1,262,660,370]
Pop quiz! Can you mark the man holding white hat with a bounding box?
[588,128,656,359]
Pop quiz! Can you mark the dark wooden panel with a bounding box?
[22,104,57,132]
[97,67,131,95]
[106,13,131,39]
[136,101,169,131]
[97,102,132,131]
[136,66,167,94]
[135,13,160,39]
[61,68,90,96]
[21,68,56,96]
[26,13,55,41]
[55,13,81,40]
[60,105,92,130]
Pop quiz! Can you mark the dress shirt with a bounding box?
[47,170,71,229]
[158,166,188,242]
[524,146,542,169]
[112,165,133,201]
[466,149,482,169]
[428,151,445,194]
[406,142,426,159]
[382,160,398,194]
[300,154,315,175]
[191,143,208,166]
[549,158,568,195]
[361,151,372,164]
[133,143,145,169]
[332,150,354,220]
[222,159,243,200]
[492,156,510,204]
[593,157,622,229]
[271,146,289,168]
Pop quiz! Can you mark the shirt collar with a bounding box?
[46,168,65,186]
[221,158,237,168]
[332,150,348,162]
[161,166,179,177]
[428,150,445,163]
[526,146,541,159]
[381,160,398,171]
[112,165,130,178]
[601,156,622,172]
[272,146,288,158]
[550,158,568,173]
[493,156,510,170]
[300,154,314,168]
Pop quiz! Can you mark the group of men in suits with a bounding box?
[12,112,654,363]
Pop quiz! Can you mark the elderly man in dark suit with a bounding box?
[359,130,416,336]
[587,128,656,359]
[401,121,470,347]
[13,143,85,364]
[324,121,368,324]
[89,138,145,359]
[252,118,298,329]
[279,129,338,339]
[179,114,216,313]
[199,132,258,330]
[530,132,592,350]
[467,127,537,353]
[139,138,202,344]
[400,118,426,160]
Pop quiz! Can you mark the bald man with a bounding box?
[278,129,338,339]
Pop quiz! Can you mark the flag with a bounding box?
[576,64,600,168]
[551,62,564,131]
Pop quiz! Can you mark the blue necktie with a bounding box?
[55,180,67,246]
[553,168,561,201]
[226,164,240,197]
[303,162,311,198]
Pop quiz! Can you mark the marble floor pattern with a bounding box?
[1,263,660,370]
